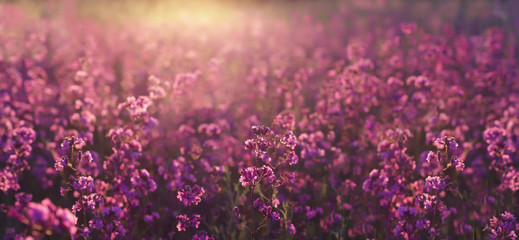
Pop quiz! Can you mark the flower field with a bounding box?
[1,0,519,239]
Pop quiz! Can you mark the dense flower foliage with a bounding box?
[0,0,519,239]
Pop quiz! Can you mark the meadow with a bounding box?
[1,0,518,239]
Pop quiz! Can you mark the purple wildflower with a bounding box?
[425,176,447,192]
[239,167,258,187]
[484,211,519,240]
[177,215,189,232]
[177,184,205,206]
[73,176,94,192]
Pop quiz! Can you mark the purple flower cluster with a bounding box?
[5,193,77,238]
[484,212,519,240]
[1,0,519,239]
[176,214,201,232]
[177,184,205,207]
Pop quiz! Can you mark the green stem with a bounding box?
[251,184,256,240]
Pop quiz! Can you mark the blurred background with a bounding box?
[1,0,518,33]
[1,0,517,112]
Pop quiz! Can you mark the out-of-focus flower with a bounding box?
[288,223,296,235]
[192,231,214,240]
[177,215,189,232]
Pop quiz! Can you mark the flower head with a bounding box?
[288,223,296,235]
[239,167,258,187]
[73,176,94,192]
[281,131,297,149]
[425,176,446,192]
[286,151,299,165]
[192,231,214,240]
[484,211,519,240]
[252,125,270,136]
[177,184,205,206]
[177,215,189,232]
[13,127,36,144]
